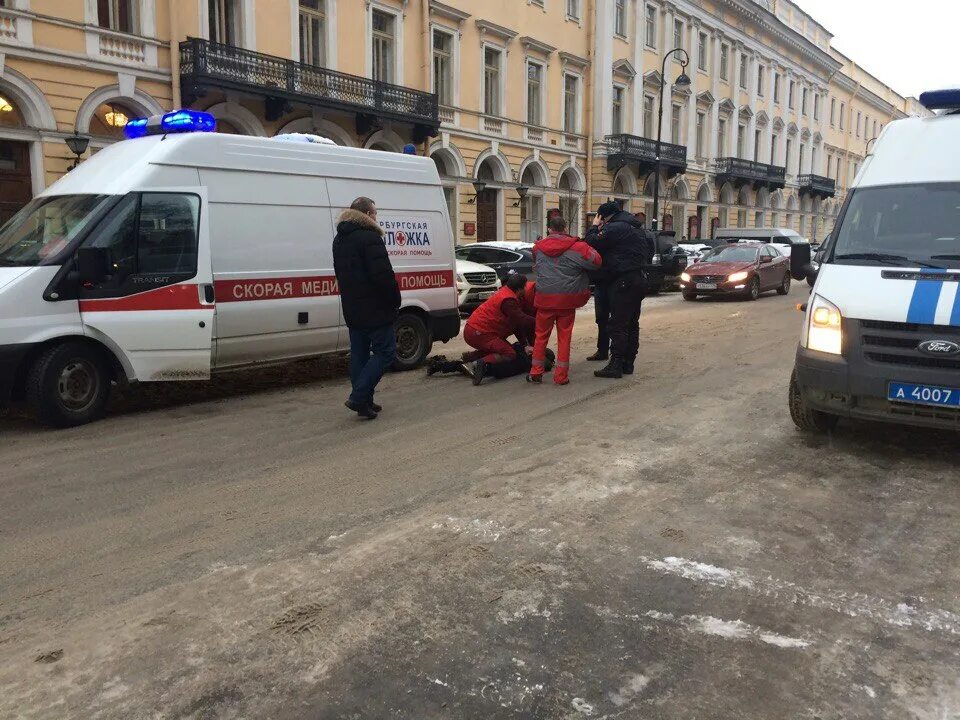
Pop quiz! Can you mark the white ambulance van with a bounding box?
[0,110,459,427]
[790,90,960,432]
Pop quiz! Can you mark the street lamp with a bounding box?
[468,179,487,204]
[65,132,90,170]
[651,48,691,233]
[513,184,529,207]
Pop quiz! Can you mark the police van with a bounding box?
[790,90,960,432]
[0,110,459,427]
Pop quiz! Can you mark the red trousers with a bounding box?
[463,325,518,364]
[531,309,575,384]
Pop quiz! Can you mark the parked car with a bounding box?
[647,232,689,293]
[680,242,792,301]
[714,227,812,283]
[456,258,501,313]
[455,243,535,283]
[679,242,712,264]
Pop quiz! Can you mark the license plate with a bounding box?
[697,283,718,290]
[888,382,960,408]
[479,291,494,300]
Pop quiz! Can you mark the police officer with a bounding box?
[584,201,655,379]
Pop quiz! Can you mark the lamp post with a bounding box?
[65,132,90,170]
[651,48,691,233]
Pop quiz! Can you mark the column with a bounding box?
[686,21,700,160]
[658,5,676,145]
[778,129,787,169]
[592,0,615,138]
[764,63,776,164]
[745,53,758,162]
[728,43,740,157]
[708,30,722,159]
[631,0,646,136]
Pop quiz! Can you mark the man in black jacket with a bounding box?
[584,201,656,379]
[333,197,401,419]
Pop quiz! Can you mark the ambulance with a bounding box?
[0,110,459,427]
[790,90,960,432]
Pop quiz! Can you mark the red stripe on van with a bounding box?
[215,270,454,303]
[79,284,204,312]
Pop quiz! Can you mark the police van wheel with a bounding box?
[393,313,432,371]
[26,342,111,428]
[789,370,838,434]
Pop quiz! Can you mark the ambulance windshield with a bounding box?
[831,183,960,269]
[0,194,111,267]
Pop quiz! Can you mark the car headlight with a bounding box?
[728,271,749,283]
[806,294,843,355]
[680,272,691,282]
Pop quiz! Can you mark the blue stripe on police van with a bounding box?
[907,274,946,325]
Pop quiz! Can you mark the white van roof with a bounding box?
[715,228,801,238]
[858,113,960,188]
[43,133,441,197]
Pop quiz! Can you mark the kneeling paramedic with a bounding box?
[528,215,602,385]
[453,273,537,385]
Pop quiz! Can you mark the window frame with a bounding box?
[611,83,626,135]
[645,4,657,49]
[482,43,505,118]
[773,73,781,104]
[614,0,627,38]
[698,32,708,72]
[739,53,748,89]
[566,0,581,21]
[562,72,582,134]
[526,58,546,127]
[299,0,327,68]
[98,0,138,34]
[719,43,729,82]
[431,25,456,108]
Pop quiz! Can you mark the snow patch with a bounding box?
[608,673,651,706]
[572,697,595,715]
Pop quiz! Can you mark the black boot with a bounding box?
[594,356,624,379]
[622,361,634,375]
[586,350,608,362]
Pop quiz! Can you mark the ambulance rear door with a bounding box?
[77,188,215,381]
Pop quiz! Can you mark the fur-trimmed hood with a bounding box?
[336,208,384,236]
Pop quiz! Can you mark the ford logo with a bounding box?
[918,340,960,356]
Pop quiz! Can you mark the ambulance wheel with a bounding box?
[27,342,111,428]
[789,370,838,434]
[393,313,431,371]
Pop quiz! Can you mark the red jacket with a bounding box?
[532,234,602,310]
[519,281,537,316]
[466,285,536,340]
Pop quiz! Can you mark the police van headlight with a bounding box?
[806,294,843,355]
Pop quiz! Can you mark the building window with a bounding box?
[719,44,729,81]
[527,61,544,126]
[737,124,745,158]
[645,5,657,48]
[671,104,682,144]
[757,65,765,96]
[801,88,808,116]
[299,0,326,67]
[566,0,580,20]
[813,94,820,120]
[484,47,503,116]
[811,147,817,173]
[771,134,779,164]
[856,111,861,137]
[774,73,780,103]
[371,9,396,83]
[696,111,705,157]
[827,155,833,178]
[873,119,878,138]
[615,0,627,37]
[643,94,654,135]
[739,53,748,89]
[432,29,453,106]
[839,102,845,129]
[788,80,795,109]
[718,117,727,156]
[698,32,708,71]
[209,0,239,44]
[612,85,625,135]
[754,129,761,162]
[673,19,683,52]
[830,97,835,125]
[563,73,579,133]
[99,0,136,34]
[786,138,793,172]
[798,144,805,173]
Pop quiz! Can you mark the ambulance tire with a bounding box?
[393,313,432,371]
[789,370,838,434]
[26,341,111,428]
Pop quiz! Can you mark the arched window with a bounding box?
[0,94,25,130]
[88,101,140,140]
[558,168,582,235]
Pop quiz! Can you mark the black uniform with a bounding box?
[584,212,655,369]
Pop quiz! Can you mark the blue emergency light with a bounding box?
[123,109,217,139]
[919,89,960,112]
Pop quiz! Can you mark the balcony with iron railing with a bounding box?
[798,174,837,198]
[605,134,687,177]
[179,37,440,140]
[714,158,786,190]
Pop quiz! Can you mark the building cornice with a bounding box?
[559,51,588,70]
[475,19,519,43]
[428,0,471,25]
[520,36,557,57]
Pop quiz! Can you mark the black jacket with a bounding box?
[585,211,655,276]
[333,209,401,329]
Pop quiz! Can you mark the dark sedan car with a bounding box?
[455,243,535,283]
[680,242,792,301]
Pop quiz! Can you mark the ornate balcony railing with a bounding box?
[714,158,786,190]
[798,174,837,198]
[605,134,687,177]
[179,37,439,139]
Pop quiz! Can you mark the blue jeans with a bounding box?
[348,325,397,406]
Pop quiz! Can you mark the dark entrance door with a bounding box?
[0,140,32,225]
[476,189,498,243]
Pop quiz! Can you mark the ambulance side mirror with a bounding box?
[76,247,109,286]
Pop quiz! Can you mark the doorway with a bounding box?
[0,140,31,225]
[476,189,499,243]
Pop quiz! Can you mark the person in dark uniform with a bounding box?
[584,201,655,379]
